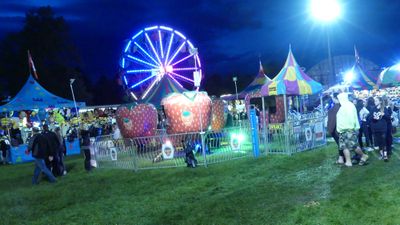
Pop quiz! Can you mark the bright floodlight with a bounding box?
[344,70,354,84]
[310,0,341,22]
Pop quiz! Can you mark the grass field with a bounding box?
[1,142,400,225]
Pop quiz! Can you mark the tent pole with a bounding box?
[283,94,289,154]
[261,96,267,155]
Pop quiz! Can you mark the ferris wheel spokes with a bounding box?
[171,53,194,66]
[141,78,159,100]
[167,41,186,66]
[170,71,194,83]
[167,74,184,88]
[164,33,174,65]
[126,68,157,74]
[130,73,157,89]
[126,54,158,68]
[158,30,164,59]
[173,67,198,72]
[145,33,162,65]
[134,42,159,66]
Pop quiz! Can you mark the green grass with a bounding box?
[1,143,400,225]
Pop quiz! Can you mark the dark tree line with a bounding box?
[0,6,125,105]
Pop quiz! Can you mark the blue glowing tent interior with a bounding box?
[141,74,188,108]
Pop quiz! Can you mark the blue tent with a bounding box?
[0,75,86,112]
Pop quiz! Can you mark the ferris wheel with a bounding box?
[120,25,202,101]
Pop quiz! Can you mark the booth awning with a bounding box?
[0,75,86,112]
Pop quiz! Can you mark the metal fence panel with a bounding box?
[94,124,256,171]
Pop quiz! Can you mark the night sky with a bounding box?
[1,0,400,82]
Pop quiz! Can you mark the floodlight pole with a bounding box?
[233,76,241,128]
[69,79,79,118]
[326,28,336,86]
[70,78,81,140]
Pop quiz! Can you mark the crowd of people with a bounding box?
[328,92,398,166]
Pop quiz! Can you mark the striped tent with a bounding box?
[221,61,271,100]
[260,47,323,96]
[141,75,188,107]
[378,64,400,88]
[349,47,378,90]
[238,61,271,97]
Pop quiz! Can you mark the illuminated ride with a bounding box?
[120,25,202,101]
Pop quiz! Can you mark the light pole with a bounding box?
[69,78,79,118]
[232,76,241,127]
[310,0,342,85]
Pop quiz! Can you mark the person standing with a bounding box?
[383,97,393,156]
[366,97,376,149]
[356,99,372,151]
[336,93,369,167]
[327,93,344,164]
[370,97,391,161]
[28,127,56,184]
[81,126,92,172]
[42,124,60,174]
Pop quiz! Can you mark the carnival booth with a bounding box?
[246,47,325,154]
[0,75,85,163]
[221,61,271,126]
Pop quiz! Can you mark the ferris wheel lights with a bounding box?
[145,33,162,65]
[127,54,158,68]
[159,30,164,58]
[122,26,201,99]
[124,40,132,53]
[141,79,158,100]
[126,69,156,74]
[145,26,158,31]
[131,30,143,40]
[167,41,186,65]
[174,30,186,40]
[165,65,173,73]
[187,41,194,50]
[172,54,193,66]
[130,73,157,89]
[167,74,184,88]
[130,92,138,100]
[165,33,174,64]
[134,41,159,66]
[159,26,173,31]
[123,75,128,85]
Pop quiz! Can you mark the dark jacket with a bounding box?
[29,133,52,159]
[42,130,60,157]
[327,104,340,134]
[370,107,390,133]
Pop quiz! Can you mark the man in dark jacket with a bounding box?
[28,127,56,184]
[42,124,60,173]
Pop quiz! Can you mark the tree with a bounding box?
[92,74,126,105]
[0,6,93,104]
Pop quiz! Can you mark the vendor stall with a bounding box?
[0,74,85,164]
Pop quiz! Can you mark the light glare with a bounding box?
[310,0,341,22]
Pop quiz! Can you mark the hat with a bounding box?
[32,127,40,133]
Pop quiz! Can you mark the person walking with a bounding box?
[327,93,344,164]
[28,127,56,184]
[336,93,369,167]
